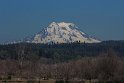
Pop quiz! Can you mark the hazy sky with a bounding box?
[0,0,124,43]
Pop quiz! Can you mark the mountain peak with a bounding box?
[49,22,74,27]
[58,22,76,28]
[49,22,58,27]
[24,22,101,44]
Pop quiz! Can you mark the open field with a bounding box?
[0,79,119,83]
[0,79,56,83]
[0,80,96,83]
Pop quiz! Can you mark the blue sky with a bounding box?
[0,0,124,42]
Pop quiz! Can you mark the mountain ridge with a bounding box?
[24,22,101,44]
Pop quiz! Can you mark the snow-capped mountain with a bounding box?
[25,22,101,44]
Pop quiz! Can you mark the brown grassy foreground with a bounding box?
[0,79,56,83]
[0,79,120,83]
[0,79,99,83]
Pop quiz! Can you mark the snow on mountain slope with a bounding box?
[25,22,101,44]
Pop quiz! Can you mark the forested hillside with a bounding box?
[0,41,124,62]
